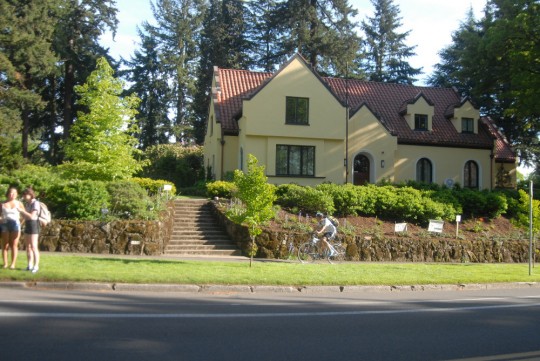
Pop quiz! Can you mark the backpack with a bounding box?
[328,215,339,228]
[38,201,51,227]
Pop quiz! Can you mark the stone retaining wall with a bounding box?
[35,200,537,263]
[38,203,174,256]
[210,201,538,263]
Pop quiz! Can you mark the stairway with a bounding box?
[164,199,242,256]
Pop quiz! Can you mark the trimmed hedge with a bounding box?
[211,180,525,227]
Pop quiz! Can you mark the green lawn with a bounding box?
[0,253,539,286]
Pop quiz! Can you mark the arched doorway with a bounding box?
[353,154,370,185]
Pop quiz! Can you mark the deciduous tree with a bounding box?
[60,57,142,180]
[227,154,276,266]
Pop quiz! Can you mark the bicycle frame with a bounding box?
[298,233,345,264]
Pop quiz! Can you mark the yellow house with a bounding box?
[204,54,516,189]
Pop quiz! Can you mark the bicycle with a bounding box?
[297,233,346,264]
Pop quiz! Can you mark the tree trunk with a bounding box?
[63,59,75,143]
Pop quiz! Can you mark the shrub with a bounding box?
[316,183,362,216]
[48,180,110,220]
[511,189,540,235]
[132,177,177,196]
[429,188,463,215]
[2,164,61,198]
[484,191,508,219]
[206,181,237,199]
[275,184,334,215]
[355,184,379,216]
[137,144,204,189]
[179,180,208,197]
[106,180,156,220]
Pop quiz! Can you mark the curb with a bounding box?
[1,281,539,294]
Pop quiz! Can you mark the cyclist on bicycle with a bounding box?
[315,212,337,256]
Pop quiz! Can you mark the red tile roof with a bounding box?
[212,63,515,162]
[214,68,272,135]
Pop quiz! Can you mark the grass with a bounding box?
[1,253,539,286]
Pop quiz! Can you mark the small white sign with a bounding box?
[456,215,461,222]
[394,223,407,232]
[130,240,141,245]
[428,220,444,233]
[163,184,173,191]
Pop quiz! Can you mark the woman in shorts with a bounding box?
[20,187,41,273]
[1,187,23,269]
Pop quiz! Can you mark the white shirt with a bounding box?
[319,217,337,237]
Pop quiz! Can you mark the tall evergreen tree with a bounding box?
[0,0,60,160]
[273,0,361,76]
[53,0,118,145]
[428,8,480,94]
[124,29,172,149]
[245,0,282,72]
[192,0,252,144]
[146,0,206,144]
[428,0,540,167]
[361,0,421,84]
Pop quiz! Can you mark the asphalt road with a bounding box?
[0,286,539,361]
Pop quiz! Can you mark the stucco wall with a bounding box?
[394,145,492,189]
[238,58,347,184]
[348,106,398,183]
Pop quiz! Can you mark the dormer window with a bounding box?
[448,99,479,134]
[415,114,428,131]
[286,97,309,125]
[461,117,474,133]
[402,93,434,131]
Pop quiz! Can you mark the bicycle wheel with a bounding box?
[329,243,346,263]
[298,242,317,263]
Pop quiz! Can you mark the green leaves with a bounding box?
[227,154,276,237]
[429,0,540,166]
[60,57,142,181]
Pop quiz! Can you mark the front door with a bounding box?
[353,154,370,185]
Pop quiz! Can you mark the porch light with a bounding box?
[380,160,385,168]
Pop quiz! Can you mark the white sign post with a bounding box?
[455,215,461,238]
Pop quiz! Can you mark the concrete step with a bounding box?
[165,249,243,256]
[172,229,227,238]
[168,239,235,245]
[164,199,240,257]
[169,244,238,252]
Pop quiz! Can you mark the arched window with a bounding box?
[416,158,432,183]
[464,160,479,188]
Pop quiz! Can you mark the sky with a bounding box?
[100,0,488,85]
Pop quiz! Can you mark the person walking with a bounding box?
[1,186,23,269]
[20,187,41,273]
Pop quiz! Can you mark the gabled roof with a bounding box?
[211,59,515,162]
[481,117,516,162]
[213,67,272,135]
